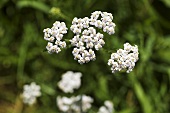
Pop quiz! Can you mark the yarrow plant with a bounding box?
[43,11,139,73]
[22,82,41,105]
[43,21,68,54]
[20,10,139,113]
[70,11,116,64]
[108,43,139,73]
[58,71,82,93]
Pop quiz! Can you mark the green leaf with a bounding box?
[41,84,56,95]
[134,83,152,113]
[95,75,109,100]
[16,1,50,13]
[129,74,153,113]
[17,24,34,87]
[118,108,136,113]
[161,0,170,7]
[157,49,170,63]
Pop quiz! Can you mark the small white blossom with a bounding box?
[98,100,114,113]
[108,43,139,73]
[95,20,103,28]
[43,21,68,54]
[57,95,93,113]
[22,82,41,105]
[58,71,82,93]
[91,11,101,20]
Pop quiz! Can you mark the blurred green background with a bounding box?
[0,0,170,113]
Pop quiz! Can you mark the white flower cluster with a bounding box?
[70,28,104,64]
[57,95,93,113]
[70,11,115,64]
[58,71,82,93]
[98,101,114,113]
[70,11,115,35]
[90,11,116,35]
[22,82,41,105]
[43,21,68,54]
[108,43,139,73]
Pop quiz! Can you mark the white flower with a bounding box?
[98,100,114,113]
[57,96,75,112]
[58,71,82,93]
[70,11,116,64]
[81,95,94,112]
[95,20,103,28]
[104,101,114,113]
[71,95,93,112]
[43,21,68,54]
[56,95,93,113]
[70,27,103,64]
[98,106,109,113]
[22,82,41,105]
[91,11,101,19]
[108,42,139,73]
[90,11,116,35]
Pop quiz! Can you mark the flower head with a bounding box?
[70,11,115,64]
[80,95,94,112]
[58,71,82,93]
[57,96,75,112]
[43,21,68,54]
[90,11,116,35]
[22,82,41,105]
[108,42,139,73]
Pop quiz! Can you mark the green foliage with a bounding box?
[16,1,50,13]
[161,0,170,7]
[0,0,170,113]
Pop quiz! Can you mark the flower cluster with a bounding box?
[58,71,82,93]
[70,17,90,34]
[43,21,68,54]
[57,95,93,113]
[90,11,116,35]
[98,101,114,113]
[108,43,139,73]
[22,82,41,105]
[70,27,105,64]
[70,11,115,64]
[70,11,115,36]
